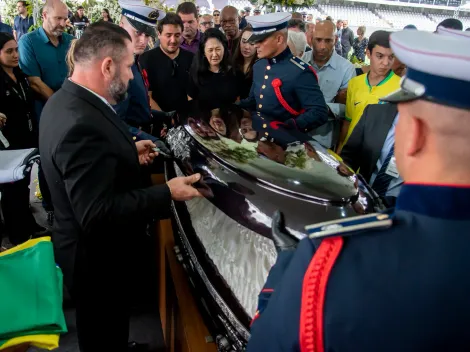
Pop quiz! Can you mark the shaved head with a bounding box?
[42,0,68,37]
[314,20,335,38]
[221,5,239,39]
[221,5,238,16]
[396,100,470,184]
[43,0,67,14]
[312,20,336,65]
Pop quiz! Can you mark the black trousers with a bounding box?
[73,233,155,352]
[38,163,54,212]
[1,177,36,245]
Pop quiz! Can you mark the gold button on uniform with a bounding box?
[265,132,269,136]
[264,75,268,79]
[267,66,271,70]
[263,124,267,128]
[262,85,266,89]
[260,94,263,99]
[259,104,263,108]
[133,137,137,140]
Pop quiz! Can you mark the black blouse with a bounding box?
[0,67,37,149]
[187,68,244,110]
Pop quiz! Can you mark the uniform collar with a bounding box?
[268,47,291,65]
[396,183,470,220]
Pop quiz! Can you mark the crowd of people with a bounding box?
[1,0,470,350]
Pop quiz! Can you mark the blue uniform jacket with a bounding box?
[240,48,328,132]
[248,184,470,352]
[114,59,156,142]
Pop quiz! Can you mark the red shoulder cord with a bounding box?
[271,78,305,116]
[299,237,344,352]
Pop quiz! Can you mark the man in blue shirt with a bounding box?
[18,0,72,224]
[19,0,73,118]
[0,15,13,34]
[309,20,356,148]
[13,1,34,40]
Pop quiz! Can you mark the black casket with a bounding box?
[164,105,383,351]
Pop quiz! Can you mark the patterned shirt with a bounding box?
[353,37,368,62]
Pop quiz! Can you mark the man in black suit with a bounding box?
[39,22,202,352]
[341,103,403,207]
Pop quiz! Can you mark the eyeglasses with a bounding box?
[201,21,214,26]
[213,13,220,16]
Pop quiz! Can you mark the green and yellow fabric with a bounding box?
[0,237,67,351]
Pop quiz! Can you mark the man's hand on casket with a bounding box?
[167,174,204,201]
[271,211,299,253]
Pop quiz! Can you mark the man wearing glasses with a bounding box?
[199,14,214,33]
[213,10,221,29]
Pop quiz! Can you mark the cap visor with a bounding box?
[127,18,156,37]
[380,87,422,104]
[248,32,272,44]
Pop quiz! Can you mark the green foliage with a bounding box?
[285,149,308,169]
[257,0,315,9]
[87,0,122,23]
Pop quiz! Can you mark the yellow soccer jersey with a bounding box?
[344,71,401,144]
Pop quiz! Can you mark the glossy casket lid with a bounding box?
[182,105,358,202]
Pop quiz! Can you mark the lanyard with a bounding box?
[11,79,27,102]
[10,78,33,131]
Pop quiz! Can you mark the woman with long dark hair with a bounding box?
[233,25,257,99]
[187,28,243,110]
[100,8,113,23]
[0,32,46,246]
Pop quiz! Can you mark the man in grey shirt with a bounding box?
[340,19,354,59]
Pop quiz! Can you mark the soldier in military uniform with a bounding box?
[239,13,328,140]
[115,1,170,154]
[247,30,470,351]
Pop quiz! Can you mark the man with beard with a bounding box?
[140,13,194,113]
[114,1,170,146]
[19,0,73,225]
[39,22,203,351]
[221,6,241,57]
[177,2,201,54]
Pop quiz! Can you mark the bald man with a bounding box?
[19,0,74,224]
[309,20,355,148]
[247,30,470,352]
[221,5,241,56]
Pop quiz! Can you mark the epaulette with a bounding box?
[289,56,307,70]
[305,213,393,239]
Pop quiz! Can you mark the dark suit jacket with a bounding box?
[341,103,397,182]
[39,79,171,292]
